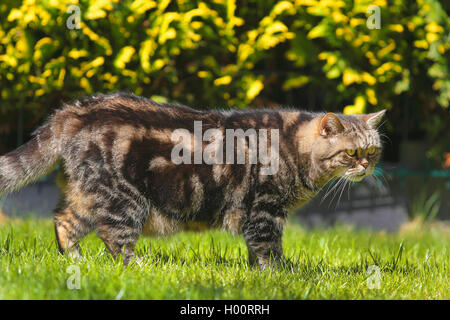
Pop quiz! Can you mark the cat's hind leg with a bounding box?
[54,200,94,260]
[95,199,148,266]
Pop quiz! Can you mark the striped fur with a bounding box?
[0,92,384,268]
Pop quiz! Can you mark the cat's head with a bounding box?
[310,110,386,183]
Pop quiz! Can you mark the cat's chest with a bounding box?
[284,176,319,210]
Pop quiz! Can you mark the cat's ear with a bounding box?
[319,113,344,136]
[363,109,386,129]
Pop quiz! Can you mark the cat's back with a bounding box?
[45,92,226,151]
[56,92,205,126]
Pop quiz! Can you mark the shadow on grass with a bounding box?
[130,240,420,279]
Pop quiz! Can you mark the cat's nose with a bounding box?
[360,160,369,169]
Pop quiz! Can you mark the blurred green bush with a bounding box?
[0,0,449,161]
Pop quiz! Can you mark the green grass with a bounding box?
[0,218,448,299]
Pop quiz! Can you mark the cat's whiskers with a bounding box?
[347,179,354,200]
[376,119,388,130]
[335,178,348,209]
[369,171,388,194]
[379,133,391,145]
[314,177,336,201]
[320,177,344,204]
[326,177,347,207]
[373,167,388,185]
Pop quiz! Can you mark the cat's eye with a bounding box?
[346,149,356,156]
[368,146,376,155]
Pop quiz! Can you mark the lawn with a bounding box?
[0,218,448,299]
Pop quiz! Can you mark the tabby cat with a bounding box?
[0,93,385,268]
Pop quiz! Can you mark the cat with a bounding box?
[0,92,385,268]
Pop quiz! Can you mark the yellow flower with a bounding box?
[414,40,428,49]
[246,79,264,101]
[214,75,232,86]
[197,71,210,78]
[68,50,89,59]
[332,11,347,23]
[350,18,365,27]
[426,33,439,43]
[388,24,404,32]
[426,22,444,33]
[366,88,378,105]
[343,69,360,86]
[336,28,344,36]
[318,52,328,60]
[114,46,135,69]
[344,96,366,115]
[362,73,376,85]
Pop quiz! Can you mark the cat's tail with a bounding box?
[0,121,61,196]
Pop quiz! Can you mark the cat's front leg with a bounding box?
[242,206,286,270]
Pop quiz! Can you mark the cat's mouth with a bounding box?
[343,170,367,182]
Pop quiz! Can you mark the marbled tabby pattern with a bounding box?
[0,93,384,268]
